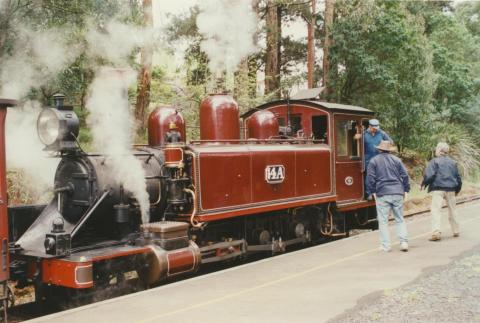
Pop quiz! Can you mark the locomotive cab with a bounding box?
[242,97,375,205]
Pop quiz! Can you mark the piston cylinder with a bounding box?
[148,107,186,146]
[247,110,279,139]
[139,242,201,285]
[200,95,240,142]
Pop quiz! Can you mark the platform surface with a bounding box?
[29,201,480,323]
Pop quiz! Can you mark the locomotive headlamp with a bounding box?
[37,108,60,145]
[37,94,79,151]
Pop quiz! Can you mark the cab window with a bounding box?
[336,119,360,159]
[312,115,328,144]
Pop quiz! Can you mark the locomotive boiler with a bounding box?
[5,90,378,308]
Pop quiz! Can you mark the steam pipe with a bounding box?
[54,183,74,193]
[57,193,62,213]
[184,188,203,228]
[71,190,110,238]
[119,184,125,204]
[150,181,162,207]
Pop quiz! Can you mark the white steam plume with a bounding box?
[196,0,258,73]
[0,7,155,219]
[0,26,80,99]
[86,68,150,223]
[6,101,59,202]
[1,26,80,203]
[85,19,154,66]
[0,15,156,99]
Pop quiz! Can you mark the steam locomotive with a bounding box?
[1,90,378,310]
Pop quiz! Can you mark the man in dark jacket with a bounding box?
[421,142,462,241]
[367,141,410,252]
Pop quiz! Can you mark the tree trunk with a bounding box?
[265,1,281,98]
[307,0,316,89]
[322,0,334,94]
[135,0,153,138]
[247,0,260,98]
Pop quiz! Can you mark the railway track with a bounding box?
[404,194,480,218]
[4,194,480,323]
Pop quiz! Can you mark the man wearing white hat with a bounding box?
[367,140,410,252]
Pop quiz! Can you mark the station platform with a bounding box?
[29,201,480,323]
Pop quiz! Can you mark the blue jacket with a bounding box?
[366,152,410,197]
[364,129,392,170]
[421,156,462,193]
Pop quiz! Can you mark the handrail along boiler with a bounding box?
[4,92,378,308]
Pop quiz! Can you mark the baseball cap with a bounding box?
[369,119,380,128]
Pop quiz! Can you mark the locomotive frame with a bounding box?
[2,94,380,312]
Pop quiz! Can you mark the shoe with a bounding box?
[429,235,441,241]
[379,246,391,252]
[453,232,460,238]
[400,242,408,252]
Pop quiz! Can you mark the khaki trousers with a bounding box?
[431,191,459,236]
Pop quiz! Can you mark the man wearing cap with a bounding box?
[363,119,393,199]
[367,140,410,252]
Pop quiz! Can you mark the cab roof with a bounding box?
[241,99,374,119]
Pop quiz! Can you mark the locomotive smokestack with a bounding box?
[53,93,65,109]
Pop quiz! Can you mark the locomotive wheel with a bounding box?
[258,230,271,245]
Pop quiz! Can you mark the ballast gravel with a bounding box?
[331,245,480,323]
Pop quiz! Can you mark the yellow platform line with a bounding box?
[137,214,480,323]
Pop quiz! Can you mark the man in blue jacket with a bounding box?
[363,119,393,199]
[421,142,462,241]
[367,141,410,252]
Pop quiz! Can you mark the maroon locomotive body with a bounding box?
[3,93,378,308]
